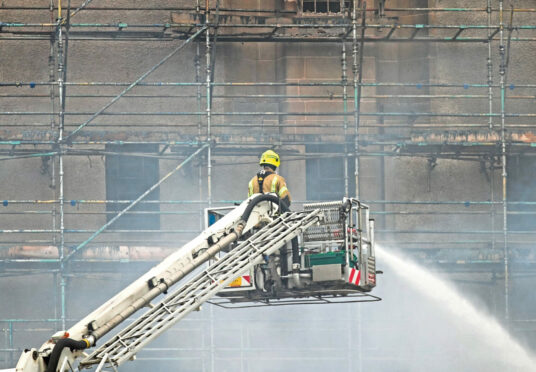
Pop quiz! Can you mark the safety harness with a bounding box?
[256,169,277,194]
[249,170,287,198]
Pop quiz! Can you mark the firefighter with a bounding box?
[248,150,291,207]
[249,150,296,283]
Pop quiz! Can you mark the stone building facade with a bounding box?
[1,1,535,370]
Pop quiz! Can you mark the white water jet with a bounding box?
[376,244,536,371]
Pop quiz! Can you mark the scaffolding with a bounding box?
[1,0,536,369]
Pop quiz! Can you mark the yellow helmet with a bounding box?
[259,150,280,168]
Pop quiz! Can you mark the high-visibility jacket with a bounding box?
[248,170,291,204]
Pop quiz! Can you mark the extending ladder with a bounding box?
[79,210,322,370]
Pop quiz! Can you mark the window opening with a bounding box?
[105,144,160,230]
[507,155,536,232]
[306,144,355,200]
[301,0,351,14]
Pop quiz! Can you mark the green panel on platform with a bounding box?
[305,251,346,267]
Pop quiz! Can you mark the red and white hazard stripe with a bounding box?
[348,267,361,286]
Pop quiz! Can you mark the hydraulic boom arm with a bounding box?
[15,195,281,372]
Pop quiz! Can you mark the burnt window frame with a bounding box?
[506,155,536,232]
[301,0,352,14]
[105,144,160,230]
[306,144,355,201]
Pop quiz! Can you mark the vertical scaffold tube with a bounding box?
[205,3,215,372]
[352,1,359,199]
[195,27,203,233]
[342,36,349,196]
[487,0,496,257]
[352,1,365,199]
[49,0,57,249]
[56,1,67,331]
[498,0,509,323]
[206,2,212,208]
[487,0,493,130]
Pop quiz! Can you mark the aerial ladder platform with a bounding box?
[12,195,378,372]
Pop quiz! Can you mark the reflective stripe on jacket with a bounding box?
[248,172,291,202]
